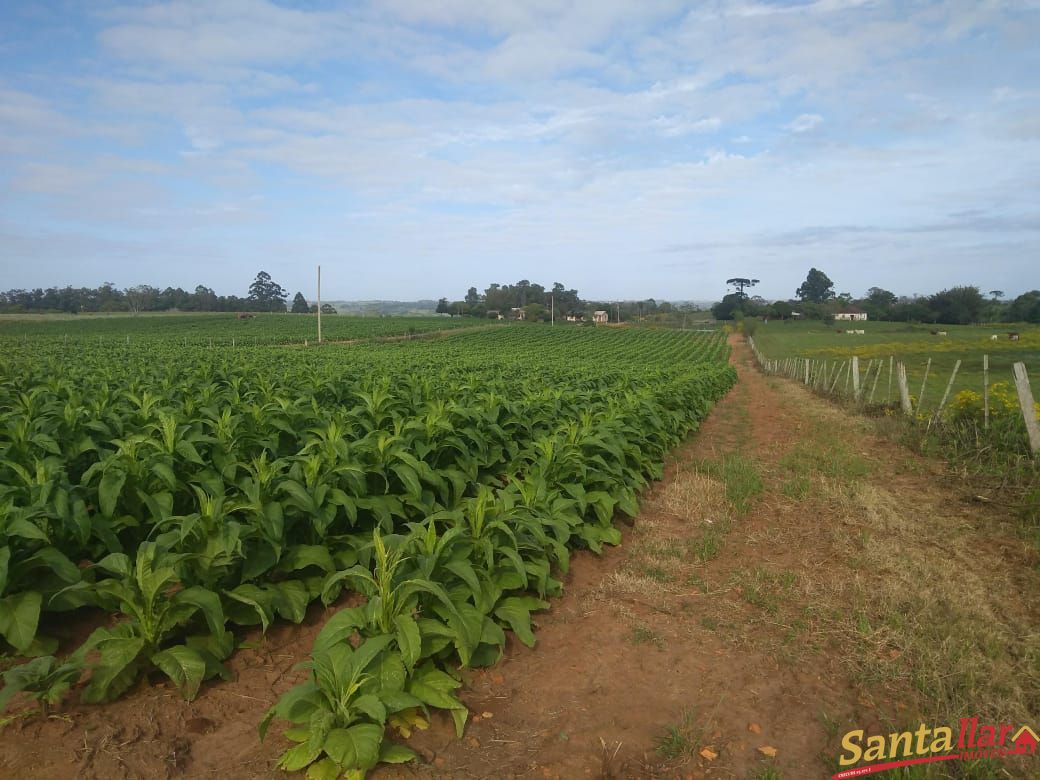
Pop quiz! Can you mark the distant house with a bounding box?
[486,309,504,320]
[835,307,868,321]
[566,314,582,322]
[509,307,526,321]
[593,310,609,324]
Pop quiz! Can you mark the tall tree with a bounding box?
[796,268,835,303]
[291,292,309,313]
[125,285,160,314]
[725,277,759,299]
[1007,290,1040,323]
[435,297,450,314]
[928,286,985,324]
[248,271,288,312]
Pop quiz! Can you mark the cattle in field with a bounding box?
[991,334,999,341]
[237,312,256,320]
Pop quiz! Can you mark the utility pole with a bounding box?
[551,291,554,326]
[616,302,621,323]
[317,265,322,344]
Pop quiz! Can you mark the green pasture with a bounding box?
[752,320,1040,411]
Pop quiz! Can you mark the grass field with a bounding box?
[0,312,495,345]
[752,320,1040,412]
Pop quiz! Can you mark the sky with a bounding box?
[1,1,1039,303]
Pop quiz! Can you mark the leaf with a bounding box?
[83,633,146,703]
[5,518,48,543]
[379,742,417,764]
[370,651,407,695]
[151,645,208,701]
[306,757,343,780]
[281,545,336,575]
[277,740,323,772]
[0,546,9,594]
[225,584,274,632]
[494,596,548,648]
[394,614,421,670]
[94,552,132,578]
[352,693,387,724]
[313,607,365,655]
[272,580,310,624]
[322,723,384,772]
[175,440,205,465]
[758,745,778,757]
[408,664,465,717]
[175,586,226,638]
[151,462,178,490]
[21,546,81,584]
[0,591,42,653]
[390,463,422,499]
[98,469,127,518]
[700,747,718,761]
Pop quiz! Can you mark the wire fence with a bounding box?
[747,337,1040,455]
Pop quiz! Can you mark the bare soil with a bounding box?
[2,336,1037,780]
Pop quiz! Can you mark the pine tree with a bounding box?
[291,291,309,313]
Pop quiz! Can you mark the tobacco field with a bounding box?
[0,324,734,777]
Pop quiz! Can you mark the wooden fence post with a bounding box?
[1012,362,1040,455]
[916,358,932,414]
[983,355,990,431]
[868,360,881,404]
[897,362,912,416]
[935,359,961,418]
[830,361,844,394]
[851,356,861,401]
[886,356,893,404]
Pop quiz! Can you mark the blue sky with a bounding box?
[1,0,1038,302]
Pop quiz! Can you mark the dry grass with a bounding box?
[652,470,729,525]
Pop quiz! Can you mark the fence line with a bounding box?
[746,337,1039,455]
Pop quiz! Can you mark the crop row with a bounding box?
[0,313,491,345]
[0,326,735,776]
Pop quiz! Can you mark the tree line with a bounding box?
[0,272,334,316]
[436,280,695,323]
[712,268,1040,325]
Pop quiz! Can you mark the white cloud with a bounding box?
[785,113,824,133]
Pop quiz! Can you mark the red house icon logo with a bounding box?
[1012,726,1038,754]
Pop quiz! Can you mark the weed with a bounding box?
[782,475,811,499]
[631,625,663,647]
[655,707,699,759]
[697,454,764,513]
[819,710,841,739]
[690,527,723,562]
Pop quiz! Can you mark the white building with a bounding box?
[835,309,868,321]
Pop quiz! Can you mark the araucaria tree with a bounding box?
[248,271,288,313]
[796,268,835,303]
[725,277,759,299]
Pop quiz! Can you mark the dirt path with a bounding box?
[2,336,1037,779]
